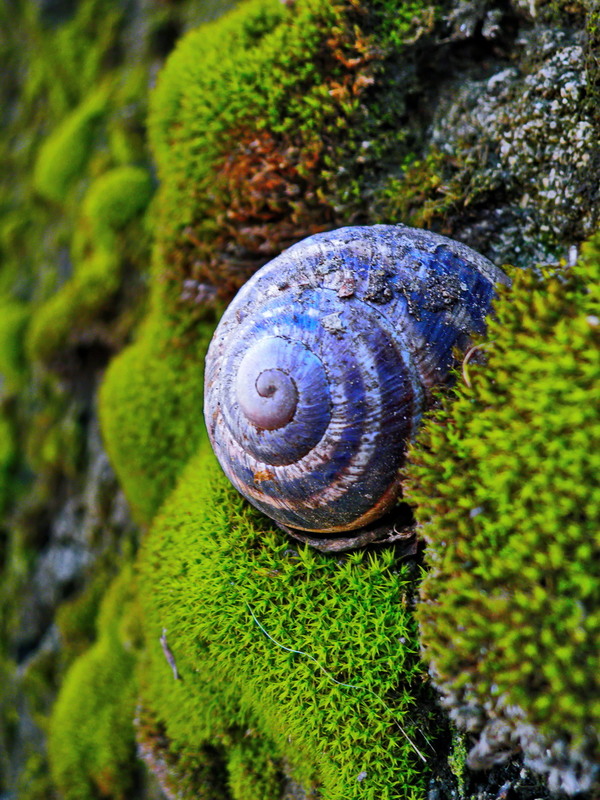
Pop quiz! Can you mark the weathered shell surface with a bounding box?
[204,224,508,534]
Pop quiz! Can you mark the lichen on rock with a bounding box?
[427,26,598,265]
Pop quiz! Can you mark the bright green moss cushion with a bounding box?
[48,567,140,800]
[82,165,154,241]
[99,316,214,524]
[27,166,153,363]
[137,444,433,800]
[33,87,109,204]
[94,4,445,794]
[404,233,600,773]
[95,1,600,797]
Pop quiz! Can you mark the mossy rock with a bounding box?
[27,165,153,364]
[136,445,433,800]
[33,86,110,205]
[146,0,438,328]
[99,316,213,524]
[404,232,600,794]
[0,301,29,394]
[48,565,141,800]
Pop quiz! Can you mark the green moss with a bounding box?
[227,733,284,800]
[23,389,84,480]
[16,750,57,800]
[20,637,61,729]
[82,165,154,243]
[447,730,468,799]
[27,248,116,363]
[17,0,123,123]
[27,166,153,364]
[137,445,433,800]
[375,150,461,228]
[55,567,115,669]
[136,701,232,799]
[144,0,438,330]
[99,316,213,524]
[0,301,29,394]
[33,86,109,204]
[0,413,15,513]
[404,232,600,756]
[0,652,18,769]
[48,565,141,800]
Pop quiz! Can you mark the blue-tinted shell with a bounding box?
[204,225,509,534]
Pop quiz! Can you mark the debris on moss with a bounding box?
[146,0,440,328]
[404,232,600,795]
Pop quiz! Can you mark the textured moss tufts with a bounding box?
[136,444,433,799]
[48,565,141,800]
[99,316,213,524]
[82,165,154,243]
[0,301,29,394]
[33,87,109,204]
[404,232,600,793]
[27,166,153,364]
[226,734,283,800]
[26,249,119,363]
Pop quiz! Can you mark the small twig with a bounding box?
[462,342,495,388]
[160,628,181,682]
[245,601,428,763]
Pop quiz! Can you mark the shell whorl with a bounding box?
[204,224,509,534]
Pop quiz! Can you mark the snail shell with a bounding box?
[204,225,508,534]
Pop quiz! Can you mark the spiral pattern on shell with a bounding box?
[204,225,509,534]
